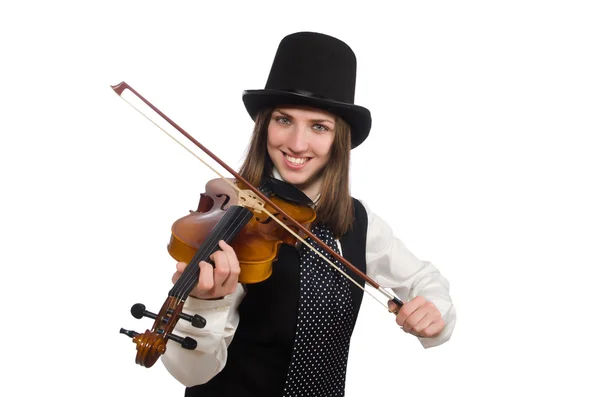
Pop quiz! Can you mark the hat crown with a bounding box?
[264,32,357,104]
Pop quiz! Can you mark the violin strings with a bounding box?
[173,207,250,298]
[174,207,250,301]
[118,93,392,312]
[174,222,225,302]
[251,205,390,311]
[173,217,227,297]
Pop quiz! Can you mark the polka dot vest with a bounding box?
[283,222,354,397]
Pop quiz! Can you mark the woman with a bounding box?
[161,31,456,397]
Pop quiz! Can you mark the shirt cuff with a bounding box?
[174,294,237,335]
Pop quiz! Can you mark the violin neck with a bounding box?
[169,205,253,299]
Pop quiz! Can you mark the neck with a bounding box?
[296,181,322,203]
[272,168,322,203]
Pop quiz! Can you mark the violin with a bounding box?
[168,178,315,285]
[112,81,404,368]
[120,177,315,367]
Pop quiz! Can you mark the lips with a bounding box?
[283,152,311,168]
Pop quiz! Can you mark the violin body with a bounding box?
[121,177,316,368]
[167,178,316,283]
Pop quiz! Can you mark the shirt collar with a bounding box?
[271,167,321,206]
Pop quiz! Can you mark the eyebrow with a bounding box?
[274,109,335,125]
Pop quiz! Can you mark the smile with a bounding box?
[284,153,311,167]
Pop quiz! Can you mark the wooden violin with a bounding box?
[120,177,315,367]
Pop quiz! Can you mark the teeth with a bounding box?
[286,155,309,165]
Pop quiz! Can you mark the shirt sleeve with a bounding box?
[160,284,244,387]
[362,200,457,348]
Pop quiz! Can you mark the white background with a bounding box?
[1,1,599,396]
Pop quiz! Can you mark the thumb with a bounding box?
[175,261,188,273]
[387,300,400,314]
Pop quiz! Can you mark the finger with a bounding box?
[395,296,424,327]
[218,240,235,255]
[197,260,215,292]
[175,261,187,274]
[211,250,231,287]
[172,271,181,285]
[387,300,401,314]
[403,308,429,334]
[408,313,434,337]
[218,240,238,270]
[172,262,188,285]
[418,318,445,338]
[218,240,240,293]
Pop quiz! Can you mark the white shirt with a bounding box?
[161,201,457,387]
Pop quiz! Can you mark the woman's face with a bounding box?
[267,106,336,198]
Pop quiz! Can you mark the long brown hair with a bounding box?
[238,108,354,237]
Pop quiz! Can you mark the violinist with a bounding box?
[161,31,456,397]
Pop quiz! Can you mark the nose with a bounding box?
[287,124,309,153]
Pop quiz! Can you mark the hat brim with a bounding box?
[242,89,371,149]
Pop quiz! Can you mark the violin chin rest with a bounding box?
[259,176,313,206]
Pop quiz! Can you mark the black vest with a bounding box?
[185,199,368,397]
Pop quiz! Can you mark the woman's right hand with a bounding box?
[172,240,240,299]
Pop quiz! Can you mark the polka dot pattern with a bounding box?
[283,223,353,397]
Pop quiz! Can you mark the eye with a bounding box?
[312,124,329,132]
[275,116,291,124]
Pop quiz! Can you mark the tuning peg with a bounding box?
[130,303,206,329]
[167,333,197,350]
[120,328,139,338]
[120,327,195,349]
[131,303,156,320]
[178,312,206,328]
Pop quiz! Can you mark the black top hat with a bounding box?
[242,32,372,149]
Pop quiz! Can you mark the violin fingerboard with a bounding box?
[169,205,253,299]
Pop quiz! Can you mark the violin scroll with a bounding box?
[120,299,206,368]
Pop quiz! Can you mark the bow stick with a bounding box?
[111,81,404,312]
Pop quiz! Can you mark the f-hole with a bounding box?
[216,194,231,210]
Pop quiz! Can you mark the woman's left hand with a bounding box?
[388,296,445,338]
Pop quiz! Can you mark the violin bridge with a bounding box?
[237,189,266,213]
